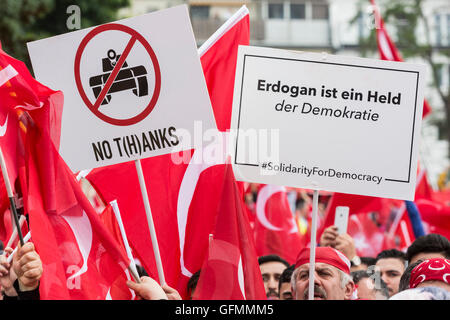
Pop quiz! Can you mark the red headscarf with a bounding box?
[409,258,450,289]
[295,247,351,274]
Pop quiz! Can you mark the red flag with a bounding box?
[193,164,266,300]
[416,199,450,238]
[87,151,193,291]
[381,169,431,251]
[99,204,137,300]
[199,7,250,131]
[0,45,132,299]
[415,167,433,201]
[29,125,132,299]
[27,114,132,299]
[253,185,306,264]
[383,203,416,251]
[318,192,391,239]
[347,213,385,257]
[370,0,431,118]
[86,6,251,299]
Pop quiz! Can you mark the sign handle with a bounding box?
[110,200,141,283]
[308,189,320,300]
[134,159,166,286]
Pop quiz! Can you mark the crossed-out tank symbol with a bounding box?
[89,49,148,105]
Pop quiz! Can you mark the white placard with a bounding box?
[230,46,426,200]
[27,5,216,172]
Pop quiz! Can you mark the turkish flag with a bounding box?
[193,164,266,300]
[87,151,193,293]
[0,45,131,299]
[253,184,306,264]
[370,0,431,118]
[432,189,450,206]
[347,213,386,257]
[99,204,137,300]
[199,7,249,131]
[24,118,131,300]
[318,192,392,240]
[415,167,433,201]
[416,199,450,237]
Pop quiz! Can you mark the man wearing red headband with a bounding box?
[291,247,355,300]
[409,258,450,292]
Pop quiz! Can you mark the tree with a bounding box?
[354,0,450,157]
[0,0,130,71]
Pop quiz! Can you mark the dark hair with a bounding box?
[258,254,290,268]
[187,270,201,298]
[376,249,407,269]
[406,234,450,263]
[360,257,376,268]
[351,270,370,285]
[398,259,424,292]
[296,197,306,210]
[351,270,390,299]
[278,264,294,291]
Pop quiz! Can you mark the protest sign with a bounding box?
[27,5,216,172]
[230,46,426,200]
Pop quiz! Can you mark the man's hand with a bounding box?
[13,242,43,291]
[162,283,182,300]
[126,276,168,300]
[319,225,339,247]
[335,233,357,260]
[0,248,17,296]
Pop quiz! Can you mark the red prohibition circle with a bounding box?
[74,23,161,126]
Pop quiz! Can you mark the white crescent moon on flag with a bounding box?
[238,255,246,299]
[256,185,284,231]
[417,274,426,284]
[177,130,227,278]
[0,114,8,137]
[443,273,450,284]
[63,210,93,280]
[0,65,18,88]
[428,262,446,271]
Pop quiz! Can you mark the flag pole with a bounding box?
[0,146,24,246]
[5,215,26,249]
[308,189,320,300]
[110,199,141,283]
[7,231,31,264]
[134,159,166,286]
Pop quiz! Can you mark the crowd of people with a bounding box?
[0,222,449,300]
[257,232,450,300]
[129,230,450,300]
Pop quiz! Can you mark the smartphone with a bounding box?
[334,206,349,235]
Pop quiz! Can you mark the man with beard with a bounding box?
[291,247,355,300]
[278,265,295,300]
[375,249,407,297]
[258,255,289,300]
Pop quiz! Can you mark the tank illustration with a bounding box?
[89,49,148,105]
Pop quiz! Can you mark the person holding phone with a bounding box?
[319,225,362,270]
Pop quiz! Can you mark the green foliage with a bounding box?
[349,2,377,58]
[352,0,450,153]
[382,0,431,59]
[0,0,129,69]
[352,0,431,59]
